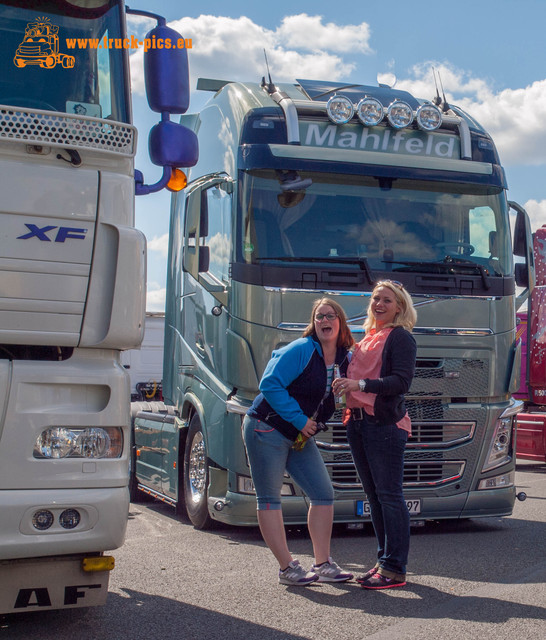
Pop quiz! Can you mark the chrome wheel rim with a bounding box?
[188,431,206,505]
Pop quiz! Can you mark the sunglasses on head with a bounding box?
[376,279,404,290]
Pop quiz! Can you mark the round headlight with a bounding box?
[416,104,442,131]
[35,427,77,459]
[326,95,355,124]
[32,510,54,531]
[387,100,414,129]
[76,428,111,458]
[356,97,384,126]
[59,509,81,529]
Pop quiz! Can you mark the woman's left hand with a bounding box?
[332,378,360,394]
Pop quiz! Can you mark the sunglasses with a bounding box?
[376,279,404,289]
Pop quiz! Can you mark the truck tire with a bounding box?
[184,414,214,529]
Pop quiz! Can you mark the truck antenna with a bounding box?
[437,69,450,113]
[432,67,442,106]
[261,49,275,93]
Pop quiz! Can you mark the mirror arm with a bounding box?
[125,7,166,26]
[135,166,172,196]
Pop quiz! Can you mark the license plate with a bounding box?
[356,499,421,516]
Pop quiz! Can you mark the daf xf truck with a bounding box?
[0,0,197,613]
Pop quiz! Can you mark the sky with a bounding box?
[126,0,546,311]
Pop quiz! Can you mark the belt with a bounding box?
[350,407,368,420]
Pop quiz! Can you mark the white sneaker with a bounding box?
[278,560,318,586]
[312,557,353,582]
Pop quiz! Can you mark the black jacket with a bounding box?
[248,336,350,441]
[361,326,416,424]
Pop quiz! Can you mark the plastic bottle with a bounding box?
[333,364,346,409]
[292,432,308,451]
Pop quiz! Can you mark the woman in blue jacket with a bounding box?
[244,297,354,586]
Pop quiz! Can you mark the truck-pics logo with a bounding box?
[17,224,87,243]
[13,16,75,69]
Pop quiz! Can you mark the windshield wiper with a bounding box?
[254,256,375,285]
[383,257,491,290]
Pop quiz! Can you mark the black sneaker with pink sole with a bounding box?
[359,572,406,589]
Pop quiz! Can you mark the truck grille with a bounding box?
[316,355,489,492]
[0,107,135,156]
[316,414,474,490]
[412,357,489,397]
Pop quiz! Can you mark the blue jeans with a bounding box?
[242,415,334,510]
[346,415,410,577]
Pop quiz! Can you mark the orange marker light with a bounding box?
[166,168,187,192]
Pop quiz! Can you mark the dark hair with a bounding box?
[302,297,354,348]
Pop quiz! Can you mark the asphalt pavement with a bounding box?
[1,460,545,639]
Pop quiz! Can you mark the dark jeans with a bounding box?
[347,415,410,576]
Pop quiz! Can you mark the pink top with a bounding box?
[346,328,411,434]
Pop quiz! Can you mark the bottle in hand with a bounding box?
[333,364,346,409]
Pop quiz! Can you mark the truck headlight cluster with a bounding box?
[33,427,123,459]
[482,416,513,472]
[326,95,442,131]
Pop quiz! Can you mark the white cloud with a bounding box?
[397,62,546,167]
[126,14,155,36]
[146,285,166,312]
[276,14,372,54]
[147,233,169,257]
[523,199,546,232]
[130,14,363,95]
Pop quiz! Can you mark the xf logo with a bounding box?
[17,224,88,242]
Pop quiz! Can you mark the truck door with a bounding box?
[182,178,232,380]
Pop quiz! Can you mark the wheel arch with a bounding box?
[180,390,207,445]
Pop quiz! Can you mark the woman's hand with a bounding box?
[332,378,360,394]
[301,418,318,437]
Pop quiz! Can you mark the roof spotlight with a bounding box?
[326,95,355,124]
[356,97,384,126]
[387,100,414,129]
[416,103,442,131]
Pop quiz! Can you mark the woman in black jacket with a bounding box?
[332,280,417,589]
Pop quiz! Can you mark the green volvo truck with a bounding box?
[131,76,534,529]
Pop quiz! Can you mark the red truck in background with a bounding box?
[514,225,546,462]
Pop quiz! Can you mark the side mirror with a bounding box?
[198,246,210,273]
[515,262,529,288]
[513,208,528,257]
[144,24,190,113]
[148,120,198,167]
[127,8,198,195]
[510,201,536,310]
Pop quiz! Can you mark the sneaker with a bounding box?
[279,560,319,586]
[359,572,406,590]
[312,557,353,582]
[355,566,379,584]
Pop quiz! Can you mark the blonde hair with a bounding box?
[363,281,417,334]
[302,297,354,349]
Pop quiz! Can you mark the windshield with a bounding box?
[238,170,512,277]
[0,0,129,123]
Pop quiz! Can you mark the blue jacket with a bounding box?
[248,336,349,441]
